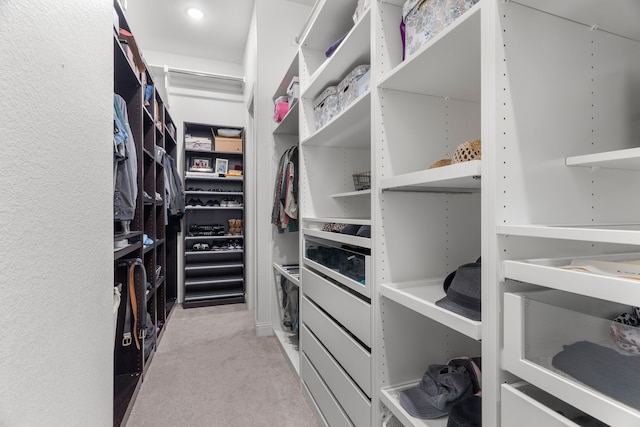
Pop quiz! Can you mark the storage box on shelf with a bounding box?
[183,122,245,308]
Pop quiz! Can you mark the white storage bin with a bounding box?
[313,85,340,129]
[286,76,299,107]
[504,289,640,426]
[337,64,370,112]
[402,0,479,59]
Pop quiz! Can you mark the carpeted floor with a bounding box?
[126,303,318,427]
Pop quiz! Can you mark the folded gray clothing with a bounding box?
[551,340,640,410]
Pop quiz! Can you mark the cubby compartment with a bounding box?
[504,289,640,426]
[378,297,481,426]
[301,145,371,220]
[376,90,480,180]
[378,191,480,285]
[496,1,640,228]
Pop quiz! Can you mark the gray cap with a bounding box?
[399,365,473,419]
[436,262,481,321]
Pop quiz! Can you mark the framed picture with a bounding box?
[215,158,229,175]
[190,157,212,172]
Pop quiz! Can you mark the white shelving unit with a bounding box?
[271,52,302,376]
[486,1,640,426]
[266,1,640,426]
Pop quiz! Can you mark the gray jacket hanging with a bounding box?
[114,94,138,221]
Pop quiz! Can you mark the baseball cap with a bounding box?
[399,365,473,419]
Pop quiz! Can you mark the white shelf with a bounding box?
[378,4,481,102]
[300,0,358,53]
[380,383,449,427]
[380,280,482,340]
[303,217,371,226]
[273,328,300,376]
[332,189,371,198]
[497,223,640,245]
[303,228,371,249]
[273,262,300,287]
[301,90,371,148]
[503,252,640,307]
[380,161,481,193]
[273,51,299,101]
[566,147,640,171]
[273,102,299,135]
[303,9,371,100]
[185,172,243,180]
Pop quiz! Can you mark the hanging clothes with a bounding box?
[271,146,299,233]
[114,94,138,221]
[156,146,185,229]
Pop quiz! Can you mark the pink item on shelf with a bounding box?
[274,96,289,122]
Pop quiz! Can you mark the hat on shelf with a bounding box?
[399,364,474,419]
[428,139,481,169]
[452,139,481,163]
[447,395,482,427]
[435,259,482,321]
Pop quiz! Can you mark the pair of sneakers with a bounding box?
[192,242,210,251]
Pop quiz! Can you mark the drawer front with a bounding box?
[302,266,371,348]
[301,353,353,427]
[502,384,579,427]
[302,325,371,424]
[302,296,372,394]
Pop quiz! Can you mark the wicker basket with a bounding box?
[352,171,371,191]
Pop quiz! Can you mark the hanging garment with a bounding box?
[271,146,299,233]
[114,94,138,221]
[156,146,185,223]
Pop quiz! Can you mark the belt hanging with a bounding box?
[120,258,145,350]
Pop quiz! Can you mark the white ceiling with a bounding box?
[121,0,256,65]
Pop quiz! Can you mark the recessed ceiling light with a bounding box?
[187,7,204,20]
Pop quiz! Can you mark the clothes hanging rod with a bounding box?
[151,65,245,83]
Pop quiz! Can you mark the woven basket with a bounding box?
[452,139,481,163]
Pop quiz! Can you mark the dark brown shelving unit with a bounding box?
[182,122,246,308]
[112,1,179,425]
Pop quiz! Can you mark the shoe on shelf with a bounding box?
[155,192,163,202]
[192,242,210,251]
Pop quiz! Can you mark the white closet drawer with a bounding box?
[302,296,372,395]
[301,352,354,427]
[302,325,371,424]
[504,290,640,426]
[502,383,581,427]
[302,266,371,348]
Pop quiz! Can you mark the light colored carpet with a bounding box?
[126,303,318,427]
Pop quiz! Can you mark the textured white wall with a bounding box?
[253,0,312,335]
[0,1,113,426]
